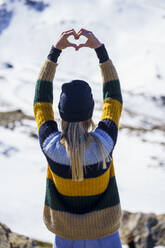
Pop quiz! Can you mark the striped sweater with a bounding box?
[33,44,123,240]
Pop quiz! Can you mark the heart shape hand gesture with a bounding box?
[54,28,102,51]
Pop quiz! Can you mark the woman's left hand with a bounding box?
[54,29,78,50]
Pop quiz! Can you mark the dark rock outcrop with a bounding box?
[0,109,37,138]
[0,0,49,35]
[0,222,52,248]
[3,62,14,68]
[0,109,34,129]
[24,0,49,12]
[120,210,165,248]
[0,2,13,35]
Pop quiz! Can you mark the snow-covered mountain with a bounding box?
[0,0,164,244]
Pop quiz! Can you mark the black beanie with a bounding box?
[58,80,94,122]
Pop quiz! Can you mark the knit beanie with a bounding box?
[58,80,94,122]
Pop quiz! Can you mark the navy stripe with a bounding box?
[46,157,112,179]
[39,120,58,146]
[95,44,109,63]
[33,79,53,105]
[45,176,120,214]
[103,80,123,103]
[97,119,118,145]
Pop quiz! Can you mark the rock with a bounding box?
[3,62,14,68]
[156,73,163,80]
[0,223,11,248]
[0,222,35,248]
[0,109,34,129]
[120,210,165,248]
[160,96,165,106]
[0,222,52,248]
[0,109,37,139]
[29,131,38,139]
[0,0,49,36]
[0,75,5,80]
[0,2,13,35]
[24,0,49,11]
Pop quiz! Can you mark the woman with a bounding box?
[33,28,123,248]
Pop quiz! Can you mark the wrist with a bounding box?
[47,45,62,63]
[53,44,62,51]
[94,42,103,49]
[95,44,109,63]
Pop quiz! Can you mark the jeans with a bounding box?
[53,231,122,248]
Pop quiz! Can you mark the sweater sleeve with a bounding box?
[96,45,123,146]
[33,46,62,146]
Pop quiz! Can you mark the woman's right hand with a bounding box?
[76,28,102,50]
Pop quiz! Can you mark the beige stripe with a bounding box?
[99,60,119,82]
[38,59,58,82]
[43,204,121,240]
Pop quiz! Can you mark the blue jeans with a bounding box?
[53,231,122,248]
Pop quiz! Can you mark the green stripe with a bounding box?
[103,80,123,103]
[45,176,120,214]
[33,80,53,106]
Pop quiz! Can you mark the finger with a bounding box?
[64,30,78,39]
[76,43,88,50]
[61,29,78,39]
[77,28,92,35]
[67,42,77,49]
[61,29,75,35]
[77,30,92,39]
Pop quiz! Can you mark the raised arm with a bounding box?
[96,45,123,145]
[33,57,58,131]
[33,29,78,146]
[76,29,123,147]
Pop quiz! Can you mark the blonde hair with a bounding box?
[60,119,109,181]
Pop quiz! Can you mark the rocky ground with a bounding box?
[0,222,52,248]
[120,211,165,248]
[0,211,165,248]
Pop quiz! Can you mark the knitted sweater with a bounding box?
[33,44,123,240]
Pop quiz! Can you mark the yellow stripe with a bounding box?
[101,98,122,127]
[47,164,53,180]
[110,159,115,177]
[33,102,54,130]
[110,164,115,177]
[46,163,116,197]
[47,160,115,189]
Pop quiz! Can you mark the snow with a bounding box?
[0,0,164,245]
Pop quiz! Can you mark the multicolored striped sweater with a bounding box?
[33,44,123,240]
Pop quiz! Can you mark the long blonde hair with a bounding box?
[60,119,108,181]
